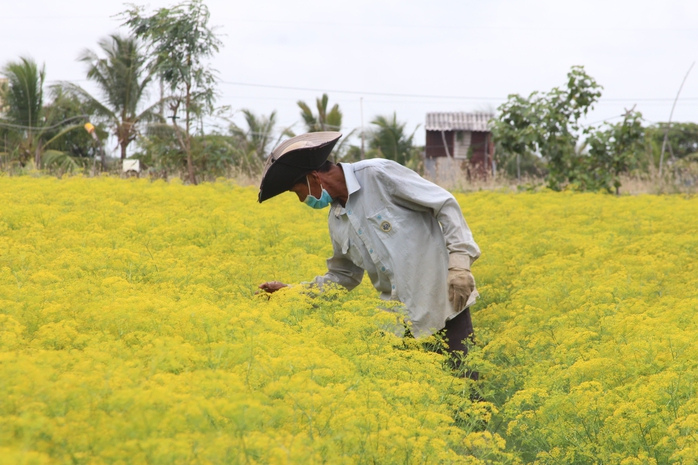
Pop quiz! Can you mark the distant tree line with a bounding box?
[1,1,696,192]
[492,66,698,193]
[0,0,421,184]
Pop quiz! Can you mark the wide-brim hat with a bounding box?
[258,131,342,203]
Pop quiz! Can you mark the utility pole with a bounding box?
[360,97,365,160]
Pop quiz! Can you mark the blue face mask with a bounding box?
[304,176,333,209]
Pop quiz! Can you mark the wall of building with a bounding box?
[425,130,454,159]
[425,130,494,177]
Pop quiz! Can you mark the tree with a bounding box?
[585,110,645,194]
[62,34,162,163]
[0,57,84,171]
[0,57,45,166]
[229,109,293,174]
[369,113,419,167]
[646,122,698,164]
[297,94,342,132]
[41,86,105,172]
[492,66,603,190]
[231,109,281,160]
[122,0,223,185]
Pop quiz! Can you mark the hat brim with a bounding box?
[258,134,341,203]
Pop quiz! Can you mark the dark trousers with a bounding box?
[441,307,475,355]
[440,307,478,380]
[402,307,476,377]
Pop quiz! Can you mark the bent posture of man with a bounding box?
[258,132,481,367]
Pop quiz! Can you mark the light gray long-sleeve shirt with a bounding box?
[313,159,480,337]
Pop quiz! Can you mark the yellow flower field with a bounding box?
[0,176,696,464]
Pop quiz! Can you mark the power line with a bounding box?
[0,115,88,131]
[221,80,698,103]
[221,81,503,101]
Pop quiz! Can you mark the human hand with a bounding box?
[448,269,475,312]
[257,281,289,294]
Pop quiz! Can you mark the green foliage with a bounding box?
[1,57,45,130]
[645,122,698,166]
[476,60,698,190]
[41,87,102,160]
[369,113,421,169]
[135,109,295,179]
[297,93,343,132]
[495,151,547,179]
[584,110,645,194]
[229,109,293,172]
[122,0,221,115]
[0,57,46,166]
[61,34,162,161]
[122,0,223,184]
[340,145,364,163]
[0,58,84,171]
[493,66,603,190]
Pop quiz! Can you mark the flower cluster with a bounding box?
[1,176,695,463]
[458,190,698,464]
[0,177,507,464]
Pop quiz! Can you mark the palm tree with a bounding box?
[0,57,45,166]
[229,109,293,174]
[370,113,418,166]
[297,94,343,132]
[1,58,87,171]
[62,34,163,161]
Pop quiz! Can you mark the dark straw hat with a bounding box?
[258,132,342,203]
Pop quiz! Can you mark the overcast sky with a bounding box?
[2,0,697,153]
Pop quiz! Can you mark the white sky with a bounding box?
[2,0,697,153]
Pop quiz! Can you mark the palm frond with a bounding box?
[1,57,45,128]
[42,149,86,172]
[40,124,83,151]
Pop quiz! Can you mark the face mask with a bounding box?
[304,176,333,209]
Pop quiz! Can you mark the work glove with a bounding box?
[448,268,475,313]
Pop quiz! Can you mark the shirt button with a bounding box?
[358,229,362,235]
[369,249,373,254]
[381,266,386,272]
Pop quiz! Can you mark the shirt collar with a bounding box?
[339,162,361,196]
[333,163,361,217]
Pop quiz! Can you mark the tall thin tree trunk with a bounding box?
[185,82,197,185]
[160,78,165,119]
[34,144,41,169]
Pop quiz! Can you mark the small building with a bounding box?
[424,112,495,178]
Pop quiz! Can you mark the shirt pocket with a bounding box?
[366,208,401,266]
[367,208,399,237]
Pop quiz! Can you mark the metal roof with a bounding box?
[425,112,494,132]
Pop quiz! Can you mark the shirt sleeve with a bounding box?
[379,162,481,265]
[312,254,364,291]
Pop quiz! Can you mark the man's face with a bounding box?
[289,172,320,202]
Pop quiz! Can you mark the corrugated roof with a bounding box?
[425,112,494,132]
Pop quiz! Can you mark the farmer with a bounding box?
[257,132,481,364]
